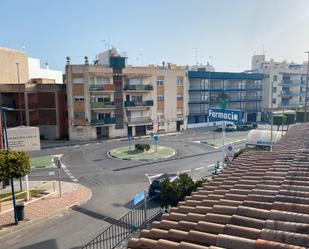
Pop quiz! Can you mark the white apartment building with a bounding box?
[252,55,308,110]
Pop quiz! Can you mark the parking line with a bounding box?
[194,167,204,171]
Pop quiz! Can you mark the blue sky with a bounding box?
[1,0,309,72]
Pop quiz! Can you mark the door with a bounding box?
[176,121,183,131]
[135,125,146,136]
[127,126,132,138]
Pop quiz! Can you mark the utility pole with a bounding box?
[305,51,309,122]
[16,63,23,126]
[270,81,274,152]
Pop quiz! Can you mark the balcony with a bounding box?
[124,100,154,108]
[89,84,115,91]
[188,86,262,92]
[282,92,305,98]
[90,117,116,125]
[127,116,152,124]
[90,101,115,109]
[123,84,153,91]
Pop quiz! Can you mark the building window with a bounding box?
[177,108,183,113]
[177,95,183,100]
[74,112,85,119]
[177,77,183,86]
[272,87,277,93]
[73,78,83,84]
[156,80,164,86]
[157,95,164,101]
[74,96,85,102]
[77,128,84,135]
[159,122,165,126]
[177,114,183,118]
[273,75,277,81]
[273,98,276,104]
[157,109,164,114]
[89,76,110,85]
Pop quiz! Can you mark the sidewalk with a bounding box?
[0,181,92,237]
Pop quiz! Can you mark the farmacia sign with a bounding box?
[208,108,242,122]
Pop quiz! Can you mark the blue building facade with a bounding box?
[188,71,263,124]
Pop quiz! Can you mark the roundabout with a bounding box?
[108,145,176,161]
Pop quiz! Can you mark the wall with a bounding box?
[28,58,63,83]
[0,47,29,83]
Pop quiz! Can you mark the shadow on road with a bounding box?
[19,239,58,249]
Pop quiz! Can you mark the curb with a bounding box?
[0,185,92,239]
[107,147,177,162]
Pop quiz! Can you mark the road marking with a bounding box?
[83,143,90,147]
[58,155,79,182]
[181,169,192,173]
[194,167,204,171]
[72,145,79,148]
[207,163,215,168]
[48,171,55,176]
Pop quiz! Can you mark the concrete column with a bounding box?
[24,92,30,126]
[55,90,60,138]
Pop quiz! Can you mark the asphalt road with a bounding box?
[0,128,250,249]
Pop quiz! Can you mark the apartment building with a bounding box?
[0,47,67,139]
[66,50,187,140]
[0,83,68,139]
[188,71,263,125]
[251,55,308,110]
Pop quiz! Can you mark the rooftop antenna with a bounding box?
[139,53,143,65]
[101,40,108,50]
[21,43,26,51]
[194,48,198,65]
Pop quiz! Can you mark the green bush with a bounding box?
[273,115,286,130]
[284,113,296,128]
[134,143,150,152]
[161,173,205,208]
[296,111,309,122]
[0,150,31,179]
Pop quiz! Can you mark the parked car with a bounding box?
[148,173,178,198]
[236,122,258,131]
[216,123,237,132]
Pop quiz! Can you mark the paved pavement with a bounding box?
[0,127,253,249]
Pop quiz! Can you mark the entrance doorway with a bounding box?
[176,121,183,131]
[135,125,146,136]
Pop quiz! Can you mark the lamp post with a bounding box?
[1,107,18,225]
[16,63,23,126]
[270,81,274,152]
[305,51,309,122]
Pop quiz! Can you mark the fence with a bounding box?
[82,194,161,249]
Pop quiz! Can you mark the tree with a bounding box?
[0,150,31,179]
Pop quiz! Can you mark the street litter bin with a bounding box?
[16,203,25,221]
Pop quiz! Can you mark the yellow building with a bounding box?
[0,47,29,84]
[65,50,187,140]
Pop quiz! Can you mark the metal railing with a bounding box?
[82,194,161,249]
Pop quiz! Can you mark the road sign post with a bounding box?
[128,136,132,151]
[221,121,225,167]
[153,135,159,152]
[54,158,62,197]
[226,144,235,163]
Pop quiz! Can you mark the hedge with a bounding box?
[135,143,150,152]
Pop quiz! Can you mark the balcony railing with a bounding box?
[188,86,262,92]
[89,84,115,91]
[123,84,153,91]
[189,96,262,104]
[124,100,154,107]
[127,116,152,124]
[90,117,116,125]
[90,101,115,108]
[282,92,306,97]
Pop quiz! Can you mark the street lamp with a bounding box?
[0,107,18,225]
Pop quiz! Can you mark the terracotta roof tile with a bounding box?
[128,124,309,249]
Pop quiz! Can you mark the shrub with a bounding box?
[0,150,31,179]
[273,115,286,130]
[284,113,296,129]
[134,143,150,152]
[161,173,206,208]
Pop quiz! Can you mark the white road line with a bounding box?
[48,171,55,176]
[83,143,90,147]
[72,145,79,148]
[181,169,192,173]
[207,163,215,168]
[59,156,79,182]
[194,167,204,171]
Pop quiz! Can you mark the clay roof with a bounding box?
[128,124,309,249]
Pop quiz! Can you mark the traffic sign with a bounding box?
[153,135,159,142]
[209,108,242,122]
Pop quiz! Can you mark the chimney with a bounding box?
[45,62,49,69]
[84,56,89,65]
[66,56,71,65]
[162,61,165,68]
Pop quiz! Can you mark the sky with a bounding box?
[1,0,309,72]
